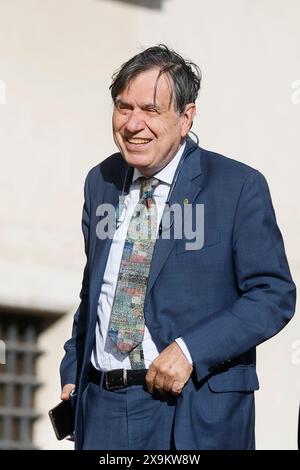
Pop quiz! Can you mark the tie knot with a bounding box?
[140,177,160,199]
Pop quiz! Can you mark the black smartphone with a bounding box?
[48,398,75,440]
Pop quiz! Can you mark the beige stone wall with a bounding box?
[0,0,299,449]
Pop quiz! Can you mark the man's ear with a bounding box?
[181,103,196,137]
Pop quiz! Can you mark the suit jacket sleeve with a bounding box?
[59,173,91,388]
[182,170,296,382]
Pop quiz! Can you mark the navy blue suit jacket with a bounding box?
[60,138,296,449]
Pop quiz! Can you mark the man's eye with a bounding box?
[117,105,130,112]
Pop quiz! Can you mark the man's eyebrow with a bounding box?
[142,102,163,111]
[114,98,131,107]
[114,98,163,111]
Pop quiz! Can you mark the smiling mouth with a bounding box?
[125,137,153,145]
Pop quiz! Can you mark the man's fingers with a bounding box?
[171,381,185,396]
[145,367,157,393]
[163,378,174,392]
[61,384,75,401]
[153,374,167,395]
[147,343,193,395]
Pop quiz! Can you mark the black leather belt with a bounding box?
[89,364,148,390]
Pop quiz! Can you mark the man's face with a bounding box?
[112,68,195,176]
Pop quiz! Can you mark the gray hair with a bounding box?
[109,44,202,114]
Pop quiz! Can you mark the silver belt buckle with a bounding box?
[123,368,128,387]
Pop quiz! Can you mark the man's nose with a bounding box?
[124,110,146,134]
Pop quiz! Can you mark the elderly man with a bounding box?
[59,45,296,450]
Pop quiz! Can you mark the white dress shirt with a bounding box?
[91,142,193,371]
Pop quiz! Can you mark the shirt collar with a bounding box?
[132,141,186,185]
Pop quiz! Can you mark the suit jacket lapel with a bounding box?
[146,141,203,299]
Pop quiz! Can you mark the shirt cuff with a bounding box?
[175,337,193,365]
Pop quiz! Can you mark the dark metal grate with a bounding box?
[0,313,43,450]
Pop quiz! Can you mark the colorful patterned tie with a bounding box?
[108,176,159,369]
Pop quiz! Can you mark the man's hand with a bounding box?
[61,384,75,401]
[146,342,193,396]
